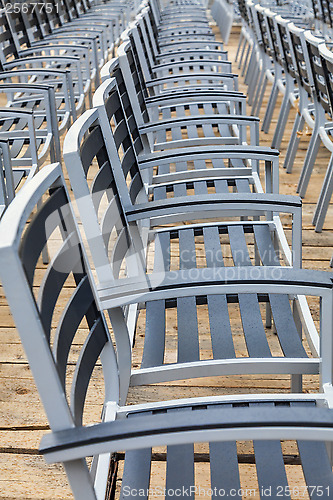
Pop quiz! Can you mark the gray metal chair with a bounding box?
[94,73,275,190]
[3,143,333,500]
[126,20,239,94]
[102,48,259,155]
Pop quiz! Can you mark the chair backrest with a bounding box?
[265,9,285,68]
[255,5,274,58]
[0,8,19,65]
[20,0,63,42]
[120,37,151,120]
[0,107,39,176]
[63,98,146,287]
[238,0,250,25]
[131,15,156,80]
[304,30,330,115]
[0,161,122,425]
[100,55,150,152]
[275,15,299,80]
[52,0,72,26]
[0,162,128,498]
[318,0,332,27]
[319,42,333,118]
[19,3,48,44]
[3,6,31,54]
[287,23,313,100]
[311,0,323,23]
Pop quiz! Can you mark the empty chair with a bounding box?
[94,73,274,190]
[2,161,333,500]
[103,47,259,154]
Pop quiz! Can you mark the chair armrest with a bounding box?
[152,60,232,72]
[138,114,260,133]
[146,72,238,88]
[40,405,333,464]
[156,49,228,62]
[145,91,246,109]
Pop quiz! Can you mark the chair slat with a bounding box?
[209,404,241,498]
[235,178,251,193]
[120,448,152,500]
[239,293,272,358]
[203,226,223,268]
[269,294,307,358]
[141,300,166,368]
[54,276,95,387]
[71,317,108,425]
[91,160,114,211]
[38,232,84,341]
[208,294,235,359]
[228,224,252,266]
[251,403,289,493]
[177,296,200,362]
[20,187,69,286]
[166,408,195,500]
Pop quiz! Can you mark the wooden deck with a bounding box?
[0,22,332,499]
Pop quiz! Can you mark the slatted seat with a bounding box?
[135,6,231,75]
[93,77,280,194]
[112,400,333,500]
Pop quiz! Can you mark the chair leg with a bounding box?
[261,81,279,134]
[297,128,321,198]
[253,73,269,118]
[271,94,291,150]
[312,153,333,232]
[247,53,261,105]
[238,36,248,70]
[235,30,244,62]
[244,45,255,85]
[251,68,266,116]
[241,42,252,77]
[284,113,304,173]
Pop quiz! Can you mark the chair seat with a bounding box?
[137,223,309,373]
[120,400,333,499]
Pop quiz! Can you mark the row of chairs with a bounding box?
[0,0,133,218]
[2,0,333,498]
[237,0,333,240]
